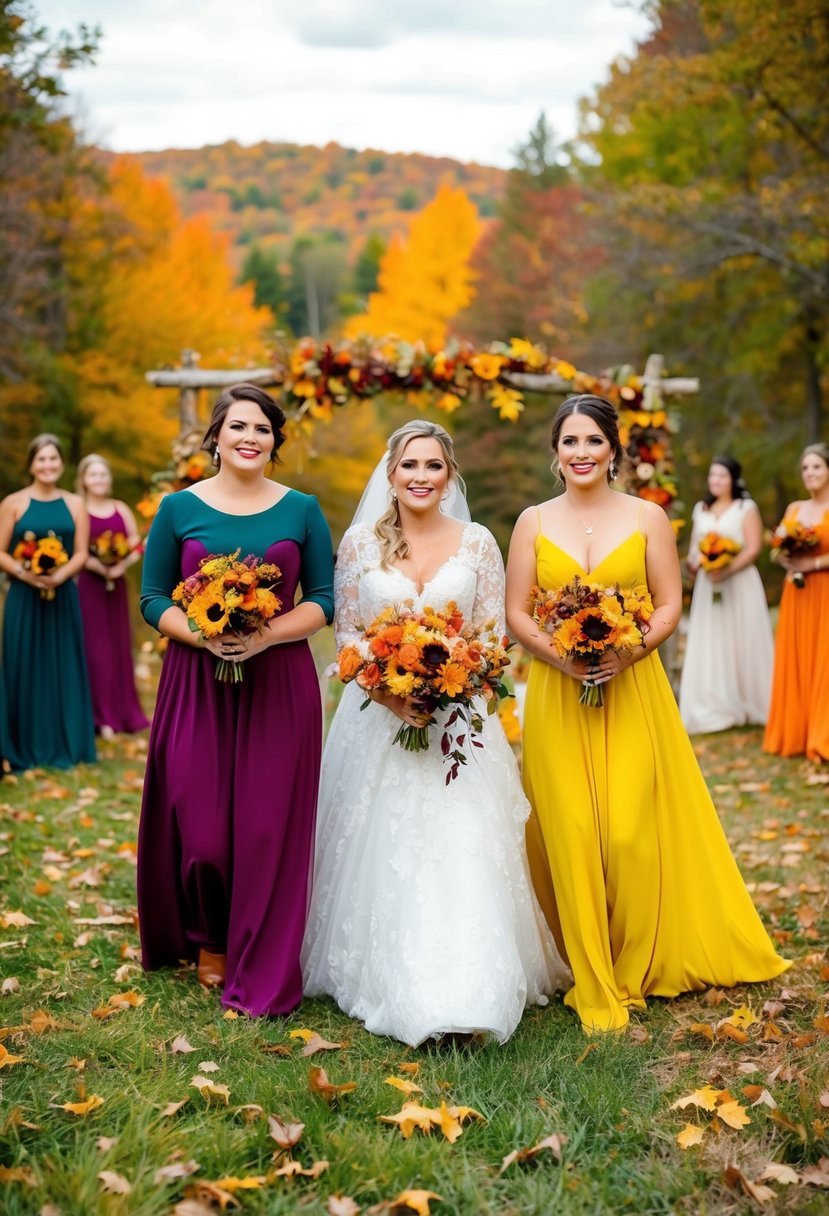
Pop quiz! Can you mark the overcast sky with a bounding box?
[37,0,650,166]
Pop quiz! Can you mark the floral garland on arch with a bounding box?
[138,336,681,530]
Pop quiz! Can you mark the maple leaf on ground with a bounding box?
[51,1095,104,1116]
[98,1170,131,1195]
[676,1123,704,1149]
[327,1197,361,1215]
[268,1114,305,1149]
[0,1165,38,1185]
[171,1034,196,1054]
[720,1006,759,1030]
[385,1076,424,1097]
[154,1160,200,1184]
[500,1132,569,1172]
[0,910,36,928]
[380,1102,441,1139]
[398,1062,420,1075]
[687,1022,715,1042]
[290,1028,345,1055]
[724,1166,775,1205]
[91,990,145,1019]
[270,1159,328,1179]
[389,1189,443,1215]
[670,1085,720,1112]
[0,1043,26,1068]
[308,1065,357,1104]
[160,1098,189,1118]
[757,1163,800,1185]
[190,1075,230,1105]
[742,1085,777,1109]
[800,1157,829,1187]
[198,1060,220,1072]
[716,1100,751,1129]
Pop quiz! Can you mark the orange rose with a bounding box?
[370,636,395,659]
[396,642,422,671]
[356,662,382,690]
[338,645,363,681]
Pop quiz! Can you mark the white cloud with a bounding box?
[36,0,650,165]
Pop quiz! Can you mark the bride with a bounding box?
[302,420,569,1046]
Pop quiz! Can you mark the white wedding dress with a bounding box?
[679,498,774,733]
[302,521,569,1046]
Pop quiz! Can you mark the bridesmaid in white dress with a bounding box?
[679,456,773,733]
[302,420,569,1046]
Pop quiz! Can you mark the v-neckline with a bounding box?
[537,531,641,577]
[389,523,472,597]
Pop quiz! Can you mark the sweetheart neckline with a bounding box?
[380,522,476,597]
[536,530,643,577]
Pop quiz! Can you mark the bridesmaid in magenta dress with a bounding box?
[77,454,149,736]
[138,384,334,1015]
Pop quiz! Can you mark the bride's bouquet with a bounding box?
[530,577,653,707]
[697,531,742,603]
[13,530,69,600]
[336,600,511,782]
[172,550,282,682]
[768,517,819,589]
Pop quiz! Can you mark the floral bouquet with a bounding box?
[13,530,69,600]
[90,529,133,591]
[530,577,653,707]
[172,550,282,682]
[768,517,819,589]
[336,600,511,782]
[697,531,742,603]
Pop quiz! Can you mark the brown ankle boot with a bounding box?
[197,949,226,989]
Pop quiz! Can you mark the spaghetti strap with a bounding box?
[536,506,543,535]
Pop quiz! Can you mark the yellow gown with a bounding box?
[523,526,790,1033]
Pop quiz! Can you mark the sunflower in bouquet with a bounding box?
[13,529,69,600]
[697,531,741,603]
[768,517,819,589]
[530,576,653,707]
[336,600,511,781]
[172,549,282,682]
[90,529,133,591]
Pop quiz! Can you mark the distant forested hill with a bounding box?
[124,140,506,267]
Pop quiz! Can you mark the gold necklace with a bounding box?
[567,499,612,535]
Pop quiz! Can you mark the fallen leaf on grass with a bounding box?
[190,1075,230,1105]
[91,990,145,1019]
[724,1167,775,1205]
[720,1006,759,1030]
[98,1170,131,1195]
[742,1085,777,1109]
[51,1095,104,1116]
[717,1023,749,1045]
[801,1158,829,1187]
[268,1114,305,1149]
[757,1163,800,1185]
[160,1099,189,1118]
[188,1176,267,1206]
[308,1065,357,1104]
[398,1062,420,1076]
[259,1043,291,1056]
[198,1060,220,1072]
[500,1132,569,1171]
[0,1043,25,1068]
[0,1165,37,1185]
[716,1100,751,1129]
[385,1076,424,1097]
[154,1160,201,1184]
[171,1035,196,1054]
[271,1159,328,1179]
[73,914,134,926]
[290,1028,345,1056]
[327,1197,361,1216]
[173,1202,215,1216]
[687,1022,715,1042]
[380,1101,483,1143]
[0,911,36,928]
[389,1190,443,1215]
[0,977,20,994]
[96,1137,118,1151]
[813,1016,829,1034]
[222,1009,239,1020]
[574,1043,598,1065]
[234,1104,265,1123]
[670,1085,721,1112]
[676,1123,704,1149]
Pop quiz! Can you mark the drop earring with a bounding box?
[609,462,618,482]
[212,444,220,466]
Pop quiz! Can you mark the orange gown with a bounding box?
[764,508,829,762]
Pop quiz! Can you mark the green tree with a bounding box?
[239,243,283,324]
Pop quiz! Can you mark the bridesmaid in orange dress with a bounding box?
[764,443,829,762]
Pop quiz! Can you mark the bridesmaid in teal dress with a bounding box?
[0,434,96,770]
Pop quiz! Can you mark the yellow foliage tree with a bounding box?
[66,157,273,474]
[344,185,481,347]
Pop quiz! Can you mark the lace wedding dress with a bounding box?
[302,521,569,1046]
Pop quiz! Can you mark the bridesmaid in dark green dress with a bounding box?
[0,434,96,770]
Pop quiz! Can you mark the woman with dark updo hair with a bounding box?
[679,455,773,733]
[506,395,789,1033]
[138,383,334,1014]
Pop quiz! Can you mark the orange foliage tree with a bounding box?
[344,185,481,347]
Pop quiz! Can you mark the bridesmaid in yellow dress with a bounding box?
[505,394,790,1033]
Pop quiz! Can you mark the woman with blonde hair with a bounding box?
[302,419,568,1046]
[77,453,149,736]
[764,442,829,761]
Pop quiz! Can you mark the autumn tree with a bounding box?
[344,185,481,347]
[577,0,829,511]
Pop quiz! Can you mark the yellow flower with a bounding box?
[385,668,416,698]
[290,349,310,376]
[436,392,462,414]
[554,359,578,380]
[254,588,280,618]
[190,590,230,637]
[608,618,642,650]
[435,661,469,697]
[469,353,505,381]
[291,378,317,398]
[508,337,547,369]
[489,382,524,422]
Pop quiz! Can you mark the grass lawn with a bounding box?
[1,711,828,1214]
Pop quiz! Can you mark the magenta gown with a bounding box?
[137,489,334,1016]
[77,509,149,734]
